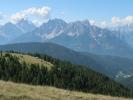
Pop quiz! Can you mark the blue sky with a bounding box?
[0,0,133,26]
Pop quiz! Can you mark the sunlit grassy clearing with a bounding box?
[0,80,132,100]
[0,53,54,69]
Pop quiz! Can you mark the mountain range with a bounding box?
[0,19,36,44]
[16,19,36,33]
[111,24,133,48]
[0,18,133,58]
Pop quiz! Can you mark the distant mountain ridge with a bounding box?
[16,19,36,33]
[0,22,23,42]
[9,18,133,58]
[110,24,133,49]
[1,42,133,79]
[0,19,36,44]
[0,18,133,58]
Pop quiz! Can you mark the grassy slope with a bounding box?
[0,81,132,100]
[2,53,53,69]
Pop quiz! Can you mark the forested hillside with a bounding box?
[1,42,133,78]
[0,52,132,98]
[118,76,133,90]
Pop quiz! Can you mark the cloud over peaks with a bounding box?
[91,16,133,28]
[111,16,133,26]
[10,6,51,24]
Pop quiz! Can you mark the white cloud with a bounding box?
[32,19,43,26]
[111,16,120,25]
[23,6,51,18]
[89,20,109,28]
[11,12,27,22]
[122,16,133,25]
[93,16,133,28]
[100,21,108,28]
[111,16,133,26]
[10,6,51,23]
[89,20,96,25]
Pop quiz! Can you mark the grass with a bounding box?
[0,80,132,100]
[1,53,53,69]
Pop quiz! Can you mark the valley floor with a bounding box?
[0,81,132,100]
